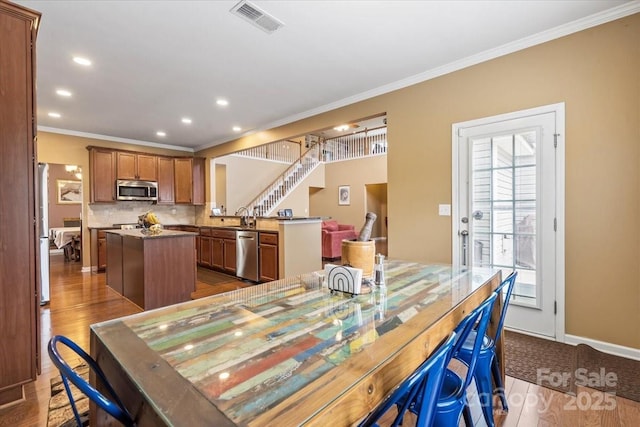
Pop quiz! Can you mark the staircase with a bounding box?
[247,143,322,217]
[239,126,387,216]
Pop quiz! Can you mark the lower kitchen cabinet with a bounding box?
[93,228,118,271]
[259,232,279,282]
[197,227,279,281]
[200,228,236,275]
[223,237,236,275]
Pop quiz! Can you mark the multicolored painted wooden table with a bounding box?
[90,261,501,426]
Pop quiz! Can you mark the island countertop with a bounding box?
[104,228,197,239]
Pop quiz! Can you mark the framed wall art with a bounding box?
[338,185,350,206]
[57,180,82,204]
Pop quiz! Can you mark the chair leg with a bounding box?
[462,404,473,427]
[61,374,84,427]
[475,373,496,427]
[491,358,508,411]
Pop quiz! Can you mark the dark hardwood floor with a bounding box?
[0,252,637,426]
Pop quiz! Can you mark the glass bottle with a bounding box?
[374,253,385,287]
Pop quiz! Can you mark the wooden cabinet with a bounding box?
[87,148,202,206]
[105,233,122,293]
[105,230,196,310]
[199,228,236,275]
[199,228,213,267]
[259,232,279,282]
[0,1,40,406]
[97,229,119,271]
[116,152,157,181]
[222,237,236,274]
[175,157,205,205]
[89,147,116,202]
[157,157,175,204]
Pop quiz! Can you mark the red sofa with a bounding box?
[321,220,357,259]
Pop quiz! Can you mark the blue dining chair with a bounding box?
[455,271,518,427]
[48,335,135,427]
[434,292,498,427]
[358,332,457,427]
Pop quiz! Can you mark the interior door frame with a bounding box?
[451,103,566,342]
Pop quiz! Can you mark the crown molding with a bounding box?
[199,1,640,151]
[38,126,194,153]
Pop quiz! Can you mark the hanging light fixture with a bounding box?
[65,164,82,180]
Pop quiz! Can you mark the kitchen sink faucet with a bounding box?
[235,206,250,227]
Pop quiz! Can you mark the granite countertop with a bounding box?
[104,229,197,239]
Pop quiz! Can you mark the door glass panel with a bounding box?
[492,202,513,234]
[493,135,513,167]
[471,129,539,308]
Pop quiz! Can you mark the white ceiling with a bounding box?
[17,0,636,152]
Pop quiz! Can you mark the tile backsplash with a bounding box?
[87,202,196,227]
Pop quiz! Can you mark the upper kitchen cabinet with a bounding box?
[117,151,157,181]
[0,0,41,405]
[157,156,175,204]
[174,157,205,205]
[88,147,116,202]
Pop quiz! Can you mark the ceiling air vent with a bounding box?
[230,0,284,34]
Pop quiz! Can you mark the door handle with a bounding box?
[460,230,469,266]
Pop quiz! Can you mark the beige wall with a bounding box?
[309,156,387,230]
[271,164,326,217]
[213,155,289,214]
[198,14,640,349]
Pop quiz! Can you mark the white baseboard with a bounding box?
[564,334,640,361]
[506,327,640,361]
[81,266,92,273]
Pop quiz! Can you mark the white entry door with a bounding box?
[453,104,564,338]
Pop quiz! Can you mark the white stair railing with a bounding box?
[247,143,321,217]
[321,126,387,162]
[234,140,301,163]
[242,127,387,216]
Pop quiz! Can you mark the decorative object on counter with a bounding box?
[357,212,377,241]
[341,212,378,278]
[342,240,375,278]
[138,211,162,235]
[325,264,363,296]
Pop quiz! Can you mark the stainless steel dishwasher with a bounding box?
[236,230,259,281]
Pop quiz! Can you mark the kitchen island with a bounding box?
[105,229,197,310]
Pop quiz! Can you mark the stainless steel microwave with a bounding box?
[116,180,158,201]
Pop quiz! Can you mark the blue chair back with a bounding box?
[453,293,498,392]
[492,271,518,345]
[48,335,135,427]
[359,332,457,427]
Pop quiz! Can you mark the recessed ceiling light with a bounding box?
[48,112,61,118]
[181,118,192,124]
[232,126,242,132]
[216,99,229,107]
[156,131,166,137]
[56,89,72,97]
[333,124,350,132]
[72,56,92,66]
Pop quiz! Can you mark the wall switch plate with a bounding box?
[439,204,451,216]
